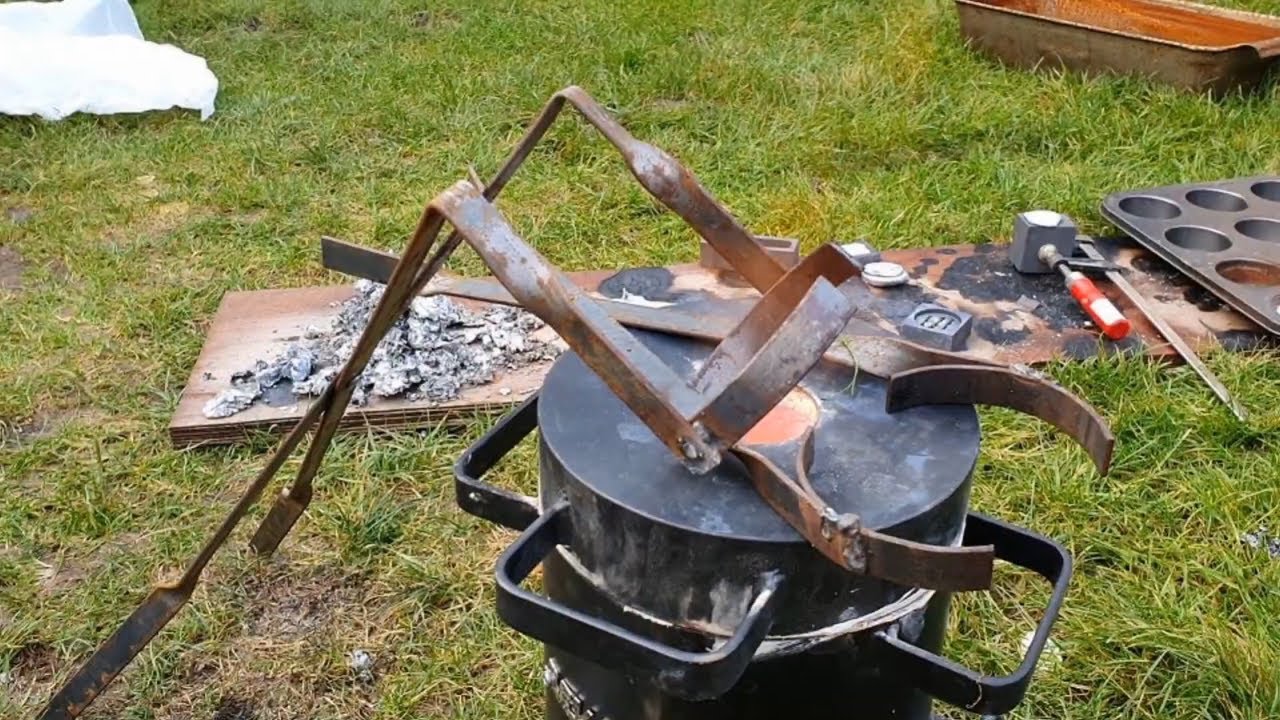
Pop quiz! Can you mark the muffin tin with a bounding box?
[1102,176,1280,334]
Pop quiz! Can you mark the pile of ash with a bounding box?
[203,280,559,419]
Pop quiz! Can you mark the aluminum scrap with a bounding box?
[202,280,559,419]
[1241,527,1280,559]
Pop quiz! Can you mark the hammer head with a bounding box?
[1010,211,1079,274]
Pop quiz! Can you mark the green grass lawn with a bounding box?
[3,0,1280,717]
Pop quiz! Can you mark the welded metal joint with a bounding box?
[819,507,840,540]
[817,508,870,571]
[834,513,867,573]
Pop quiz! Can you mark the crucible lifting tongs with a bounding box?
[40,86,1112,720]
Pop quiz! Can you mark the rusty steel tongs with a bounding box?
[430,181,998,592]
[40,86,1113,720]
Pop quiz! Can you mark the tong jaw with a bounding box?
[429,85,860,477]
[733,430,994,592]
[434,178,853,475]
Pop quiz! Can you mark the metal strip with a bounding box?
[733,430,995,593]
[693,277,852,446]
[1078,238,1246,422]
[885,364,1115,475]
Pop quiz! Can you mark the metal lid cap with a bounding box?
[537,331,980,543]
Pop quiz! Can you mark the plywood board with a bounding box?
[845,239,1271,362]
[174,237,1273,446]
[169,286,555,447]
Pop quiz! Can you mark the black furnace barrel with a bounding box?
[456,331,1072,720]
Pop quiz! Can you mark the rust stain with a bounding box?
[979,0,1280,46]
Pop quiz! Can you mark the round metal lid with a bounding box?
[538,331,980,542]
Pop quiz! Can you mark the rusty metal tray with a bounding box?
[955,0,1280,94]
[1101,176,1280,334]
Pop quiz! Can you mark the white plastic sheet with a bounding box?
[0,0,219,121]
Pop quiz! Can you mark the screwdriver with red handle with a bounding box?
[1037,244,1132,340]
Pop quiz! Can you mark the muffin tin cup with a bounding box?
[1102,175,1280,334]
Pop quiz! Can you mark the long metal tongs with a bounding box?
[40,87,1113,720]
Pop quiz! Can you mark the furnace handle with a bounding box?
[494,501,784,701]
[452,393,542,532]
[871,512,1072,716]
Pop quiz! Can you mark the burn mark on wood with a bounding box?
[974,316,1030,344]
[1214,329,1276,352]
[1063,334,1145,359]
[933,244,1078,331]
[1109,335,1147,357]
[1062,336,1101,360]
[911,257,939,276]
[853,282,932,327]
[1183,286,1225,312]
[599,267,678,302]
[1130,253,1181,282]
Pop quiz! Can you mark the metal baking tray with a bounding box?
[1101,176,1280,334]
[955,0,1280,94]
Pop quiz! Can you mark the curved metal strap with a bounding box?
[732,430,995,592]
[885,365,1114,475]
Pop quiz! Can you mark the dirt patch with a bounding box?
[231,209,267,225]
[5,206,34,224]
[35,558,88,597]
[47,258,70,283]
[36,532,146,597]
[409,9,460,28]
[144,563,385,720]
[3,641,57,696]
[241,565,365,639]
[145,201,194,236]
[102,201,200,249]
[6,409,63,445]
[2,407,111,449]
[0,245,25,292]
[212,696,258,720]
